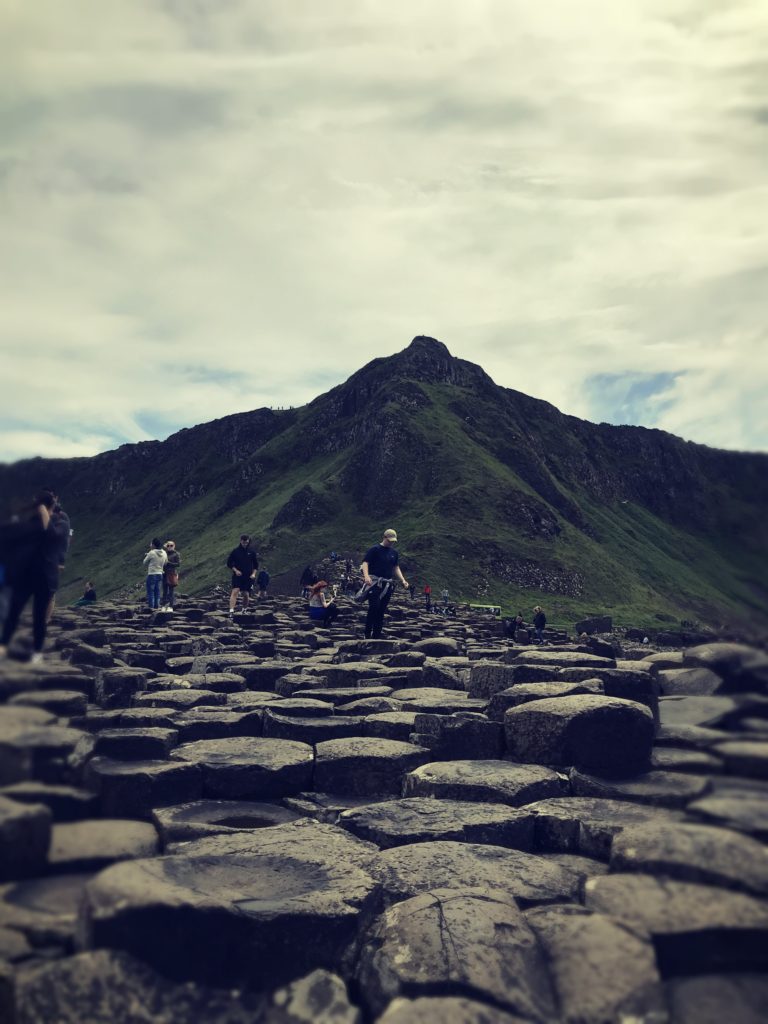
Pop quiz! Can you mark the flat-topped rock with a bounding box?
[0,872,92,949]
[376,996,530,1023]
[0,782,97,821]
[665,973,768,1024]
[372,840,579,908]
[132,690,228,711]
[79,819,380,988]
[507,650,616,669]
[610,822,768,897]
[363,712,418,741]
[152,799,301,847]
[526,903,664,1023]
[403,760,568,807]
[339,797,534,850]
[357,888,555,1020]
[569,767,711,808]
[170,737,314,799]
[527,796,683,858]
[173,708,264,741]
[0,726,91,786]
[314,738,431,797]
[686,795,768,841]
[84,757,202,819]
[290,686,394,706]
[263,712,367,744]
[505,695,654,773]
[9,689,89,717]
[487,681,603,720]
[713,740,768,779]
[92,727,179,760]
[0,795,51,880]
[49,820,159,872]
[584,873,768,974]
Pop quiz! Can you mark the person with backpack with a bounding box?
[143,539,167,610]
[227,534,258,615]
[161,540,181,611]
[0,491,63,663]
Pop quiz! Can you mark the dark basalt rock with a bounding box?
[357,888,556,1020]
[152,798,301,848]
[314,738,431,797]
[170,737,314,800]
[403,760,568,807]
[0,795,51,880]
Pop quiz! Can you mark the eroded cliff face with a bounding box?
[1,336,766,626]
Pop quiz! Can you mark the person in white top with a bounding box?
[142,537,167,610]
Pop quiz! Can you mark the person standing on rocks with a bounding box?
[161,541,181,611]
[227,534,258,616]
[256,567,270,600]
[423,583,432,611]
[143,538,167,610]
[360,528,409,639]
[533,605,547,643]
[0,490,59,663]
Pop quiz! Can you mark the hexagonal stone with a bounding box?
[84,758,202,819]
[170,737,314,799]
[363,712,418,741]
[411,713,503,760]
[357,888,556,1020]
[569,768,711,808]
[403,760,568,807]
[49,820,159,873]
[335,697,402,716]
[148,672,247,694]
[525,903,664,1023]
[263,712,367,744]
[338,797,533,850]
[526,797,683,858]
[132,690,227,711]
[291,687,394,706]
[372,841,579,908]
[267,698,335,718]
[92,728,179,760]
[14,949,268,1024]
[376,997,528,1023]
[0,782,97,822]
[0,795,51,880]
[0,727,89,786]
[650,747,723,773]
[487,682,602,721]
[665,973,768,1024]
[152,799,301,848]
[78,819,379,988]
[508,650,616,669]
[391,689,484,714]
[688,796,768,841]
[584,873,768,974]
[314,738,431,797]
[504,695,654,773]
[713,741,768,779]
[174,709,264,741]
[610,822,768,897]
[9,690,88,717]
[0,872,92,948]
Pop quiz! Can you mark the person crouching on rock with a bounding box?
[308,580,338,627]
[227,534,258,616]
[533,605,547,644]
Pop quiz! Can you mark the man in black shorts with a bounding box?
[360,528,409,639]
[227,534,258,616]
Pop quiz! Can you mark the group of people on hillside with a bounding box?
[503,606,547,643]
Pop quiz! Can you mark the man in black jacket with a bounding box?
[227,534,258,616]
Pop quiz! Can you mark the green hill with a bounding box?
[2,337,766,634]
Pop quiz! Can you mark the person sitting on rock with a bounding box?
[308,580,338,627]
[533,605,547,643]
[74,580,97,606]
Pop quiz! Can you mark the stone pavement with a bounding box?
[1,596,767,1022]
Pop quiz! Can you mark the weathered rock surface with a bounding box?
[504,695,654,772]
[171,737,314,799]
[314,738,431,797]
[357,888,556,1019]
[403,760,568,806]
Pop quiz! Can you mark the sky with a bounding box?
[1,0,767,461]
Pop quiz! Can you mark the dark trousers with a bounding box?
[1,574,51,653]
[365,583,393,639]
[161,580,176,607]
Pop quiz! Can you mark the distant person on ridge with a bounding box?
[256,567,270,600]
[533,605,547,644]
[161,540,181,611]
[359,528,409,639]
[143,538,167,610]
[227,534,258,616]
[423,583,432,611]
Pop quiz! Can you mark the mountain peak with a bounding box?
[406,335,451,357]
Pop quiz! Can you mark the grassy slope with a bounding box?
[54,377,767,633]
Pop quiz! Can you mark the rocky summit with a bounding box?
[1,595,768,1023]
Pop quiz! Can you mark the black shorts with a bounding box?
[232,575,254,592]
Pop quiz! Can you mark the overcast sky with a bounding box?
[2,0,767,461]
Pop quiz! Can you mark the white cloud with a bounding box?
[1,0,767,460]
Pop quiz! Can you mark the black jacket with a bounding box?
[227,546,258,576]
